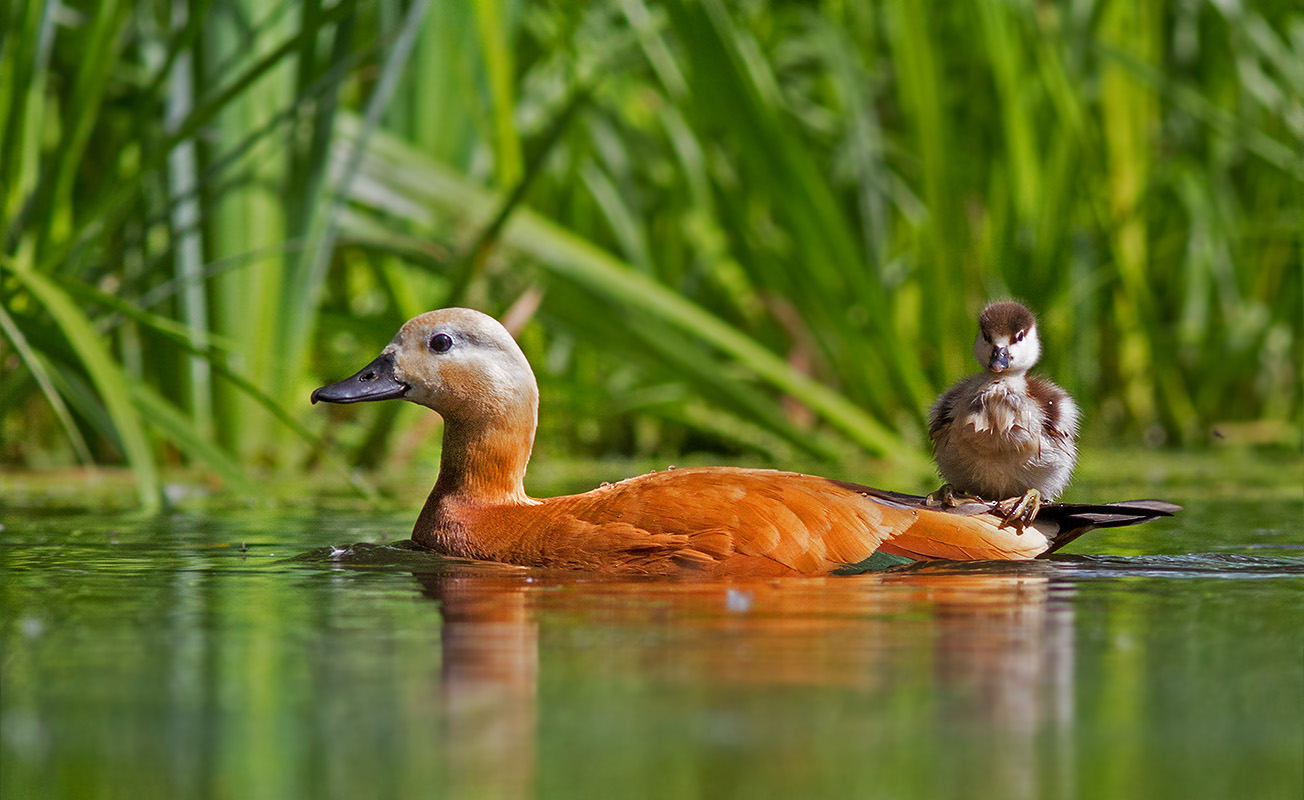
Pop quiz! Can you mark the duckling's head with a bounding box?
[311,307,538,424]
[974,301,1041,375]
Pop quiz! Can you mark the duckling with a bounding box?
[312,308,1168,574]
[927,301,1079,529]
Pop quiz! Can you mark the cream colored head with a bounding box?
[311,308,540,502]
[312,307,539,423]
[382,308,539,422]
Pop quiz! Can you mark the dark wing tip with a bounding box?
[1092,500,1182,519]
[1035,499,1180,555]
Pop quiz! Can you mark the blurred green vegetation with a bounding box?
[1,0,1300,508]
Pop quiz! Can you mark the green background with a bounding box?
[1,0,1300,506]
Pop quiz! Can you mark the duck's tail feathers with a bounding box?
[1040,500,1181,554]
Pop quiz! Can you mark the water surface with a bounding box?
[2,485,1301,799]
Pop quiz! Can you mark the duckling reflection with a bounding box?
[416,563,1078,800]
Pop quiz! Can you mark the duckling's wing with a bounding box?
[927,378,976,443]
[1026,377,1080,439]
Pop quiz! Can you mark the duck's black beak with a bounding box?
[311,352,409,404]
[989,346,1011,373]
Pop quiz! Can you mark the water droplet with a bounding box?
[725,588,753,613]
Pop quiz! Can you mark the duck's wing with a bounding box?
[846,488,1180,559]
[523,468,918,574]
[876,507,1056,561]
[817,480,1180,560]
[471,470,1179,573]
[506,468,1096,573]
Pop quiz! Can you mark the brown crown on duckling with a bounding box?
[312,308,1176,575]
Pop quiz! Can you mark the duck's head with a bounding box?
[974,301,1041,375]
[311,307,538,423]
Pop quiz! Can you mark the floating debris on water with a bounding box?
[725,588,753,613]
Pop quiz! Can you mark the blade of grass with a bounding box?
[130,383,260,495]
[472,0,523,188]
[0,0,56,246]
[1099,0,1160,425]
[666,0,935,416]
[882,0,968,381]
[30,0,358,276]
[59,269,381,503]
[0,301,95,465]
[164,0,213,438]
[275,0,429,413]
[445,83,591,305]
[3,261,160,509]
[29,0,128,257]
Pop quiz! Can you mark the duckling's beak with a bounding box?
[311,352,409,404]
[989,346,1011,373]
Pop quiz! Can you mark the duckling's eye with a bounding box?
[428,333,454,353]
[1015,330,1026,343]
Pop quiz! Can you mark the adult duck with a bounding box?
[312,308,1176,576]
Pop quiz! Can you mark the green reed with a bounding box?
[1,0,1300,506]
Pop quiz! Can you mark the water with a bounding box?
[1,484,1301,799]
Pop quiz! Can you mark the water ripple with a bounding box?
[283,542,1304,580]
[1048,551,1304,578]
[286,541,526,575]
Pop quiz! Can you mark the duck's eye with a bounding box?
[428,333,453,353]
[982,332,993,344]
[1015,330,1026,343]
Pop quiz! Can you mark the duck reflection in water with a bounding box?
[415,562,1078,800]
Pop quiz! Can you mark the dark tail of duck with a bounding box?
[1039,500,1182,554]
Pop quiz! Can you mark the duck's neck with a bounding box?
[432,409,536,506]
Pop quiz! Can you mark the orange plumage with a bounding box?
[312,308,1176,575]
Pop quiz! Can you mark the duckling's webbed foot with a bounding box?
[924,484,956,508]
[994,489,1043,532]
[925,484,985,510]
